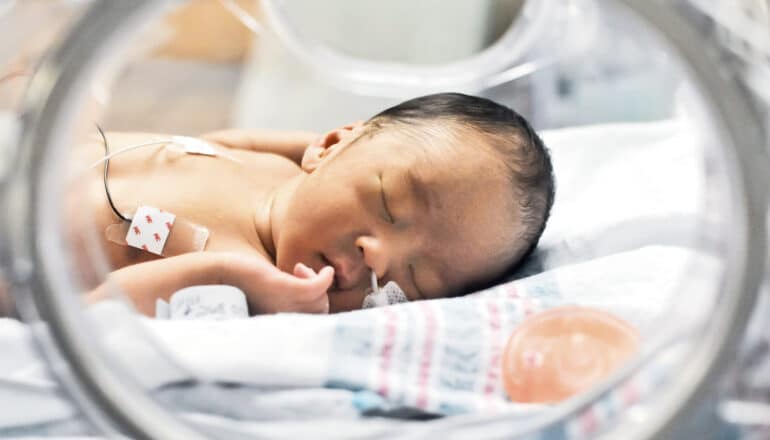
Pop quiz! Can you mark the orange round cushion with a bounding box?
[502,306,640,403]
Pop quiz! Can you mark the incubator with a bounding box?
[0,0,768,438]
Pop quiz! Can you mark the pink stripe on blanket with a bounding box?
[522,295,536,316]
[621,379,640,406]
[416,302,437,409]
[505,283,520,299]
[377,308,398,397]
[579,406,600,436]
[483,301,503,397]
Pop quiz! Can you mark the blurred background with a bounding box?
[0,0,682,135]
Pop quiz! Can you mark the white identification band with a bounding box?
[125,206,175,255]
[155,285,249,320]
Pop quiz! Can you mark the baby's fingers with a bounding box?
[281,265,333,291]
[284,265,332,314]
[293,262,317,279]
[306,266,334,293]
[314,291,330,315]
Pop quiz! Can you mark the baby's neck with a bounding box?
[254,173,305,263]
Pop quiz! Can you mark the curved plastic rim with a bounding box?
[260,0,558,95]
[3,0,766,439]
[6,1,208,439]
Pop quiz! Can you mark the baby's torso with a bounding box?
[66,131,300,287]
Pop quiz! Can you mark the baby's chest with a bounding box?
[68,149,286,280]
[111,157,258,237]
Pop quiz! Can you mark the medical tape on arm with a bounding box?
[104,205,209,256]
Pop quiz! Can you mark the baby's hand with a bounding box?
[220,253,334,314]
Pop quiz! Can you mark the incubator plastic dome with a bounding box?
[0,1,768,439]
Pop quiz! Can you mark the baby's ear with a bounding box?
[301,121,364,173]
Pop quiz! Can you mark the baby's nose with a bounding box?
[354,236,389,279]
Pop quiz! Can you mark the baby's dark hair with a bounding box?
[364,93,555,281]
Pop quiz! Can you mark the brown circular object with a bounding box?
[502,306,640,403]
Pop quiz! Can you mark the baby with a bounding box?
[73,93,554,315]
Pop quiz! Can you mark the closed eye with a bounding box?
[379,174,395,224]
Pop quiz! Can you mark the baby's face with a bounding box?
[276,127,518,312]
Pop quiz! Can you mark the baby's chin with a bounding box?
[326,287,367,313]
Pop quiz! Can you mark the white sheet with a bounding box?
[0,117,717,435]
[534,118,703,270]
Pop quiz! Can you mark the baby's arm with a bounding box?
[86,252,334,316]
[200,129,317,165]
[85,252,222,316]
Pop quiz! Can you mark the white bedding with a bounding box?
[0,117,719,437]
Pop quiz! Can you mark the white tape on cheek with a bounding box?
[362,290,386,309]
[382,281,408,305]
[361,280,408,309]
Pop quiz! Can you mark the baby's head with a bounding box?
[277,93,554,312]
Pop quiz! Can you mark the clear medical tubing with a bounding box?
[0,1,766,440]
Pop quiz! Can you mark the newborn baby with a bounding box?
[72,93,554,315]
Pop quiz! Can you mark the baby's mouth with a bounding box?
[321,252,354,291]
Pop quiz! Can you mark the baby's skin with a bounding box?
[71,129,336,315]
[70,122,517,316]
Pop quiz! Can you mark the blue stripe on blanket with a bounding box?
[323,280,564,416]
